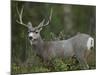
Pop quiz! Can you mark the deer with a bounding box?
[16,6,94,70]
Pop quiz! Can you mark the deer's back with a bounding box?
[45,33,91,60]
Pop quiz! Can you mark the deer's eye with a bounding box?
[35,31,38,34]
[28,31,30,33]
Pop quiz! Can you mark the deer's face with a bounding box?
[28,29,40,41]
[27,22,43,45]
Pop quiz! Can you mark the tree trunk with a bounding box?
[63,5,73,37]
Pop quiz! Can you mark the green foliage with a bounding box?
[52,58,68,71]
[11,56,96,74]
[12,63,50,74]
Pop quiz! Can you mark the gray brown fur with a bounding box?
[32,33,91,69]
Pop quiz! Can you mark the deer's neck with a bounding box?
[33,37,44,55]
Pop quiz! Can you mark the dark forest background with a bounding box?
[11,1,96,74]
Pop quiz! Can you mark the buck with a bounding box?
[16,7,94,69]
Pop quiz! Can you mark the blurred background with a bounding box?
[11,1,96,74]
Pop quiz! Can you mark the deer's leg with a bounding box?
[76,55,89,70]
[78,57,89,69]
[84,49,91,62]
[75,51,89,70]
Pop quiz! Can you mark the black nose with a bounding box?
[29,37,33,40]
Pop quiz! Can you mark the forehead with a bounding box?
[28,28,35,31]
[28,28,36,32]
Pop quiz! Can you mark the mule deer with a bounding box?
[16,7,94,69]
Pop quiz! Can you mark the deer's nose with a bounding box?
[29,37,33,40]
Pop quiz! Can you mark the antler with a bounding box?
[16,6,28,28]
[36,8,53,29]
[43,8,53,26]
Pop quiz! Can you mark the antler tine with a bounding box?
[43,8,53,26]
[36,19,45,29]
[37,8,53,29]
[16,6,28,28]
